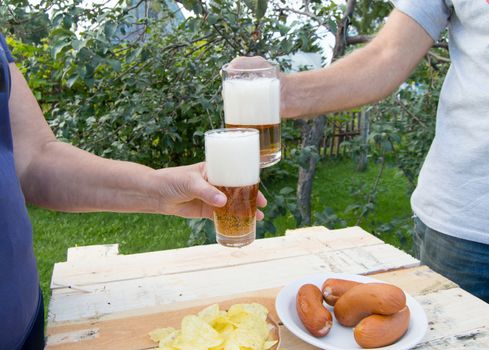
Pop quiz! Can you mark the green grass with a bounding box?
[266,159,413,246]
[31,209,190,319]
[30,158,413,320]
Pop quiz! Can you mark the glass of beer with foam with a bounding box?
[205,128,260,247]
[221,63,281,168]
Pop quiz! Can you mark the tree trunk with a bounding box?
[297,116,326,225]
[357,109,369,172]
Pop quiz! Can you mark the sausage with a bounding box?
[296,284,333,337]
[354,306,410,348]
[321,278,362,306]
[334,283,406,327]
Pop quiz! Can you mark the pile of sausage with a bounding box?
[296,279,410,348]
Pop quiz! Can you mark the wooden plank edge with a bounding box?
[413,326,489,349]
[45,328,100,347]
[67,244,119,263]
[50,237,388,291]
[285,226,330,235]
[47,287,282,329]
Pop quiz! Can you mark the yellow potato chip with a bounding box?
[236,315,269,340]
[231,327,264,350]
[213,318,234,337]
[228,303,268,322]
[148,303,276,350]
[223,335,240,350]
[172,315,223,350]
[264,340,278,350]
[198,304,221,324]
[159,331,180,349]
[148,328,173,342]
[208,345,225,350]
[149,327,180,349]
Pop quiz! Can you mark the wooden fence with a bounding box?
[322,111,368,158]
[281,110,369,165]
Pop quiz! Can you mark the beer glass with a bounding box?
[205,128,260,247]
[221,63,281,168]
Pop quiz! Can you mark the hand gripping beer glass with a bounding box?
[205,128,260,248]
[221,63,281,168]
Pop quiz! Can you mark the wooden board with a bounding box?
[51,226,382,290]
[46,265,489,349]
[47,226,489,349]
[47,291,280,350]
[48,243,417,323]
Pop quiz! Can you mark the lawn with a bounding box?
[31,158,413,319]
[269,159,414,247]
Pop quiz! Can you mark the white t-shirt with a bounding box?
[392,0,489,244]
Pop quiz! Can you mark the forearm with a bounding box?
[21,141,162,213]
[9,62,230,219]
[281,10,433,119]
[282,44,399,118]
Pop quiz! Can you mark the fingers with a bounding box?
[191,177,227,208]
[227,56,271,70]
[190,163,266,222]
[256,209,265,221]
[257,191,267,208]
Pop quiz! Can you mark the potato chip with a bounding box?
[198,304,221,324]
[149,303,277,350]
[212,317,234,337]
[199,303,234,335]
[264,340,278,350]
[226,327,264,350]
[228,303,268,321]
[149,327,179,347]
[149,328,175,342]
[237,315,269,340]
[175,315,223,350]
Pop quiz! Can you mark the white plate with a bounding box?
[275,273,428,350]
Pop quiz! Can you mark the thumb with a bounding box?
[191,178,227,207]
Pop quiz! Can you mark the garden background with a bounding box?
[1,0,449,316]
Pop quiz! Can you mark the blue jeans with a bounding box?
[413,216,489,303]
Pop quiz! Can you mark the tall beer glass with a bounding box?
[221,63,281,168]
[205,128,260,247]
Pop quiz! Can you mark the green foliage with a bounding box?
[314,207,347,229]
[351,0,393,35]
[259,185,302,231]
[367,65,444,188]
[187,218,216,245]
[337,60,446,240]
[6,0,321,168]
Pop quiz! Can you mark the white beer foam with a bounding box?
[205,130,260,187]
[223,78,280,125]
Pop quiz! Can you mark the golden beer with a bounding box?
[222,64,281,168]
[213,184,259,239]
[205,128,260,247]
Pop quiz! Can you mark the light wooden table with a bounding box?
[46,226,489,349]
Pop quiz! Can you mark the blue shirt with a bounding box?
[0,34,40,350]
